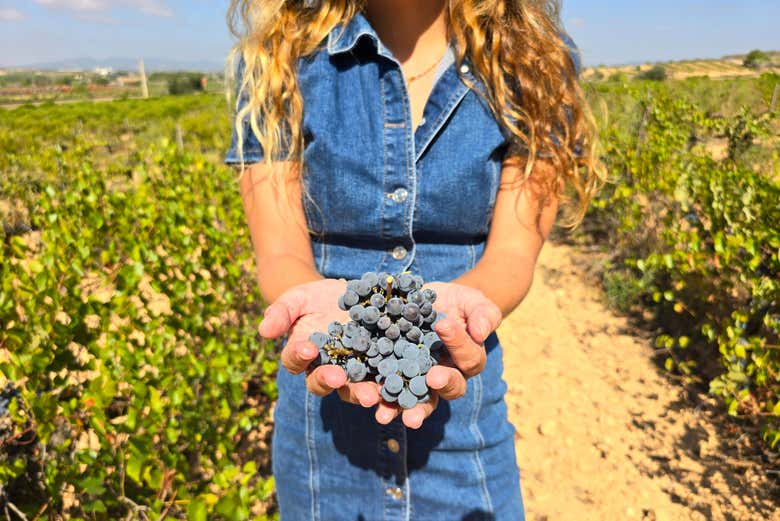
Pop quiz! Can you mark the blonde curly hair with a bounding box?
[226,0,606,229]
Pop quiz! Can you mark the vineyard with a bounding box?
[0,70,779,519]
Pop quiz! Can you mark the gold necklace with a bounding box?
[405,50,446,83]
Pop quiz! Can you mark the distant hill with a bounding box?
[3,57,225,73]
[583,51,780,81]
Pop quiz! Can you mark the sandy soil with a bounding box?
[498,241,779,521]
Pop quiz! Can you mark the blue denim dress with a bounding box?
[225,12,578,521]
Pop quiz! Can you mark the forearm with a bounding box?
[452,250,538,317]
[255,253,323,303]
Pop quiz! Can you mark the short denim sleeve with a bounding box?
[504,30,583,160]
[224,55,291,165]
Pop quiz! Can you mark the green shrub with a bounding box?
[0,98,277,519]
[743,49,770,69]
[636,65,668,82]
[586,86,780,450]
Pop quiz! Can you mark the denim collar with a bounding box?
[327,11,390,58]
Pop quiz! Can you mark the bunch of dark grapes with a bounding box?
[307,272,444,409]
[0,383,20,417]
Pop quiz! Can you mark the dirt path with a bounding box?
[497,241,779,521]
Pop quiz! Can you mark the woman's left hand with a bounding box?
[374,282,503,429]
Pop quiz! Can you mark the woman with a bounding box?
[224,1,603,519]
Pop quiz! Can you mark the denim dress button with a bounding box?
[388,187,408,203]
[386,439,400,453]
[460,63,470,74]
[392,246,408,260]
[386,487,404,500]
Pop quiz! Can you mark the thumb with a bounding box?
[258,290,307,339]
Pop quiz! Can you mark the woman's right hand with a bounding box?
[258,278,384,408]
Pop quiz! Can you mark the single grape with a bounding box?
[397,388,418,409]
[370,293,386,309]
[417,393,431,404]
[397,317,412,333]
[363,306,381,325]
[377,337,394,356]
[347,280,361,293]
[402,343,420,360]
[407,290,424,306]
[378,358,399,377]
[346,359,368,381]
[385,323,401,340]
[327,322,344,337]
[356,280,372,297]
[361,272,379,288]
[384,373,404,394]
[394,339,411,358]
[380,386,399,403]
[343,321,359,338]
[368,355,382,368]
[412,275,424,290]
[375,374,384,384]
[419,301,433,317]
[353,335,370,353]
[367,341,380,357]
[400,359,421,378]
[422,288,437,303]
[406,326,422,343]
[418,355,433,373]
[402,303,420,322]
[343,290,360,307]
[377,272,391,286]
[409,375,429,397]
[398,273,414,292]
[377,315,392,330]
[349,305,365,322]
[309,349,330,368]
[386,298,404,317]
[422,331,440,348]
[309,332,331,349]
[338,294,347,311]
[341,335,354,349]
[422,309,438,325]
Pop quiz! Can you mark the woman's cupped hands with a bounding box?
[258,278,502,429]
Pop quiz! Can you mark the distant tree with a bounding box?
[637,65,667,81]
[743,49,770,69]
[167,73,205,96]
[589,69,605,81]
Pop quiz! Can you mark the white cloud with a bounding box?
[33,0,172,18]
[0,8,25,21]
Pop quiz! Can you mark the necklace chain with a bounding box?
[405,49,446,83]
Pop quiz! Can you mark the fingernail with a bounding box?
[325,371,344,387]
[479,318,491,340]
[406,412,423,430]
[378,409,394,424]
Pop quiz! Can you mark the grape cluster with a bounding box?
[307,272,444,409]
[0,383,20,417]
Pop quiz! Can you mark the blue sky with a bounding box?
[0,0,778,68]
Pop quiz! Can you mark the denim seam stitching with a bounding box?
[396,68,417,272]
[380,72,388,242]
[471,375,494,514]
[305,391,320,521]
[414,85,470,162]
[403,425,411,521]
